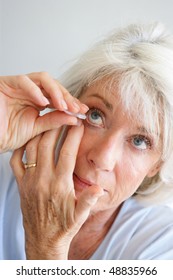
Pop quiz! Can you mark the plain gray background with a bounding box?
[0,0,173,77]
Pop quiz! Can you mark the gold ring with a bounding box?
[24,162,37,169]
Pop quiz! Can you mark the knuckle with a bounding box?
[18,74,39,94]
[38,137,51,150]
[62,87,69,95]
[17,74,27,83]
[25,141,37,152]
[39,71,49,79]
[59,147,73,158]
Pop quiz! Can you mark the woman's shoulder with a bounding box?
[0,152,15,189]
[0,152,25,260]
[118,197,173,259]
[0,151,12,171]
[113,197,173,259]
[0,152,18,208]
[91,197,173,259]
[117,196,173,236]
[121,196,173,219]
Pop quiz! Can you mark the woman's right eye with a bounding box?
[86,108,104,127]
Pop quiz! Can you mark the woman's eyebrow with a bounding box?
[137,126,159,138]
[137,126,150,134]
[88,93,113,111]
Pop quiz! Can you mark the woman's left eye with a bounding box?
[86,108,104,127]
[131,135,152,150]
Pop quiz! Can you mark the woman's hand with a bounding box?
[0,72,88,153]
[10,125,103,259]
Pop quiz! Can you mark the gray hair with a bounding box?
[60,22,173,201]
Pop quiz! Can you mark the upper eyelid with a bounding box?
[87,107,105,118]
[129,133,153,142]
[131,134,151,142]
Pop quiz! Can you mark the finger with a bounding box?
[73,97,89,113]
[28,72,70,111]
[33,110,82,135]
[37,128,61,171]
[10,146,25,184]
[28,72,89,113]
[58,83,89,114]
[57,125,84,176]
[75,186,104,225]
[25,134,42,164]
[0,75,48,106]
[42,91,89,115]
[17,75,49,106]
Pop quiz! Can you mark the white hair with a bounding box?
[60,22,173,204]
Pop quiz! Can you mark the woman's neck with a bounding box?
[69,205,121,260]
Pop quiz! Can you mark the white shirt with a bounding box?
[0,152,173,260]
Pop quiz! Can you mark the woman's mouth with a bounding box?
[73,173,93,191]
[73,173,108,193]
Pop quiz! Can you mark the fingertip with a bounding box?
[89,185,104,198]
[79,185,103,205]
[65,116,83,127]
[40,96,50,106]
[81,103,89,113]
[68,122,84,131]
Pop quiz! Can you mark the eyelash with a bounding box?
[129,135,153,151]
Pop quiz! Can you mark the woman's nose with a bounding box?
[87,134,122,172]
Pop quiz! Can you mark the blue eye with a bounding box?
[86,108,104,127]
[132,135,151,150]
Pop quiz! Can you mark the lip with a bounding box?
[73,173,108,193]
[73,173,94,189]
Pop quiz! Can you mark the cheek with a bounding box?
[74,128,93,168]
[118,153,156,190]
[76,127,95,158]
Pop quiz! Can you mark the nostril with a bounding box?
[89,159,95,166]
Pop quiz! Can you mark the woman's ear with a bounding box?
[147,160,163,178]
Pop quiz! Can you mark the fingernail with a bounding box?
[81,103,89,112]
[41,96,50,106]
[64,110,86,120]
[76,119,82,126]
[61,100,68,110]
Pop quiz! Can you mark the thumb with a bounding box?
[34,111,80,135]
[75,185,104,225]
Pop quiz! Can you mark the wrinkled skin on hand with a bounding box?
[0,72,87,152]
[10,125,103,259]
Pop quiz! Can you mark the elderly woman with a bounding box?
[1,22,173,260]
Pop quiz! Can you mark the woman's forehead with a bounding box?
[82,79,120,104]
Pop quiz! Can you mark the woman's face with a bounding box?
[73,80,162,213]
